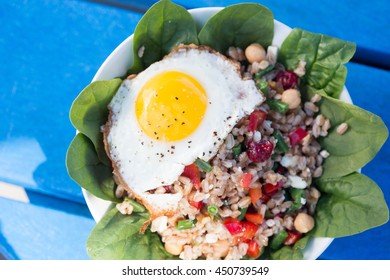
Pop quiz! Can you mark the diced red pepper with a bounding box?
[246,239,261,258]
[284,231,302,246]
[189,200,203,210]
[241,221,259,241]
[289,127,308,146]
[262,181,283,196]
[181,164,201,190]
[240,173,253,188]
[245,212,264,225]
[223,218,243,235]
[261,194,272,203]
[248,110,267,132]
[249,187,262,204]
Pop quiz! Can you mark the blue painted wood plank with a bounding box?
[108,0,390,68]
[0,0,142,202]
[0,197,94,260]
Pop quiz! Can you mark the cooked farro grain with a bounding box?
[336,122,349,135]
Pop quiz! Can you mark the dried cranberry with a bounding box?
[275,70,298,89]
[246,140,274,163]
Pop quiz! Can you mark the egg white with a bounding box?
[106,46,264,194]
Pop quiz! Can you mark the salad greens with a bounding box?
[66,133,119,202]
[130,0,199,73]
[69,79,122,166]
[198,3,274,54]
[314,92,387,179]
[86,206,177,260]
[66,0,389,260]
[279,28,356,99]
[270,236,310,260]
[313,173,388,238]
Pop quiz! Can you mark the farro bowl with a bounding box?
[67,1,388,260]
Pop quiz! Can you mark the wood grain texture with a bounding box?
[0,0,389,260]
[0,0,141,202]
[0,197,94,259]
[106,0,390,68]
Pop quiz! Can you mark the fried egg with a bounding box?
[104,45,264,216]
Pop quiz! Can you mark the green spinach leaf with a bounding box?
[313,172,389,238]
[198,3,274,54]
[70,79,122,165]
[86,207,177,260]
[279,28,356,98]
[270,236,310,260]
[130,0,199,72]
[66,133,119,202]
[313,93,388,179]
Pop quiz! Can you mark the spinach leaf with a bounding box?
[66,133,119,202]
[70,79,122,165]
[313,93,388,179]
[198,3,274,54]
[86,207,177,260]
[313,173,389,238]
[270,236,310,260]
[279,28,356,99]
[130,0,199,72]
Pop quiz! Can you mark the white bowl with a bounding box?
[84,7,353,260]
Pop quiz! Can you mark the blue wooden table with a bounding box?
[0,0,389,259]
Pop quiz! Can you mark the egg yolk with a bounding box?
[135,71,207,141]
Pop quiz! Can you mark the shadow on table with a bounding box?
[0,221,18,260]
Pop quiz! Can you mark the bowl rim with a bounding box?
[82,6,355,260]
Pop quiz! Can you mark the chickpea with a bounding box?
[212,239,230,258]
[294,212,315,233]
[281,88,301,109]
[164,242,184,256]
[245,43,266,64]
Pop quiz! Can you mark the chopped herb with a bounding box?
[256,80,269,96]
[264,209,273,219]
[207,205,219,216]
[270,230,288,250]
[255,64,274,79]
[195,158,212,172]
[286,188,305,214]
[268,99,289,113]
[176,219,196,230]
[274,131,289,153]
[238,207,248,220]
[232,143,242,158]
